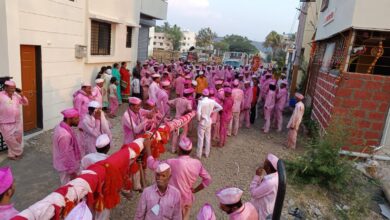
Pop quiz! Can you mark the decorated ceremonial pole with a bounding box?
[11,111,196,220]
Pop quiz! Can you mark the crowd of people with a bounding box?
[0,58,306,220]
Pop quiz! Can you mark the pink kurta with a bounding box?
[168,97,192,118]
[52,122,82,183]
[92,86,103,107]
[228,202,259,220]
[156,89,169,116]
[250,173,279,220]
[148,155,212,206]
[220,97,234,146]
[134,184,182,220]
[79,114,111,154]
[149,81,160,102]
[0,204,19,220]
[73,90,93,120]
[287,101,305,149]
[174,76,185,97]
[0,91,28,158]
[229,88,244,136]
[122,109,147,144]
[263,90,276,133]
[274,88,288,132]
[240,87,253,128]
[141,76,152,101]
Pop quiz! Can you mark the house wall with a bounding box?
[316,0,390,41]
[312,71,390,146]
[0,0,162,131]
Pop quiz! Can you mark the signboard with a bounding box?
[323,8,335,26]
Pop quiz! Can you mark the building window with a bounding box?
[162,37,165,39]
[160,43,163,46]
[153,42,156,45]
[154,36,156,39]
[159,37,161,39]
[126,26,132,48]
[91,20,111,55]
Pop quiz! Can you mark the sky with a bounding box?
[158,0,301,42]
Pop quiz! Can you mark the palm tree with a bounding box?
[263,31,282,60]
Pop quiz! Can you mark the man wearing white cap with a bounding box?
[122,97,150,144]
[228,80,244,136]
[135,162,182,220]
[80,134,110,170]
[92,78,104,107]
[149,74,161,102]
[250,153,279,219]
[80,134,110,220]
[0,80,28,160]
[145,137,211,220]
[52,108,82,184]
[196,89,223,158]
[73,82,94,120]
[79,101,111,154]
[216,187,259,220]
[287,93,305,149]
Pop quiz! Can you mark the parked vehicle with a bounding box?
[222,52,249,68]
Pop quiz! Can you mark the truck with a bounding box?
[222,52,249,68]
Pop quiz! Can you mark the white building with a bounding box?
[152,30,196,52]
[0,0,167,133]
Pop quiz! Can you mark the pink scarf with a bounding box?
[60,121,81,160]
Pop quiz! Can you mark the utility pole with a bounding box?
[290,2,308,97]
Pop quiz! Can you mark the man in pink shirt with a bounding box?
[174,72,186,97]
[196,89,223,158]
[141,72,152,101]
[146,137,212,220]
[167,90,193,153]
[92,78,104,107]
[219,88,234,147]
[122,97,150,144]
[52,108,82,185]
[0,80,28,160]
[228,80,244,136]
[240,81,253,129]
[73,83,94,120]
[0,166,18,220]
[216,187,259,220]
[156,81,170,117]
[250,153,279,220]
[287,93,305,149]
[148,74,161,102]
[274,80,288,132]
[79,101,111,154]
[135,162,182,220]
[263,83,277,133]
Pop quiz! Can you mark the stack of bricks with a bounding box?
[312,71,390,147]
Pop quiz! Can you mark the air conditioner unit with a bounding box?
[75,45,87,59]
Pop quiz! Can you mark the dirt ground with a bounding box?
[0,105,386,219]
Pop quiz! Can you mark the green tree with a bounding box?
[214,41,229,52]
[222,35,258,54]
[155,22,183,51]
[196,27,217,49]
[166,24,183,51]
[263,31,282,59]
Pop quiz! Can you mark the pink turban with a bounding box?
[295,92,304,100]
[61,108,79,118]
[179,137,192,151]
[0,166,13,194]
[196,204,216,220]
[202,89,209,96]
[267,153,279,170]
[128,97,142,105]
[4,80,16,87]
[216,187,243,205]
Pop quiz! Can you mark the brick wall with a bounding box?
[312,72,390,146]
